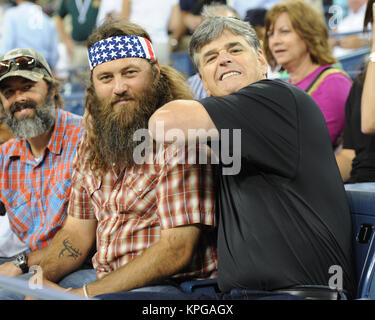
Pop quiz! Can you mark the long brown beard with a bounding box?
[87,74,171,173]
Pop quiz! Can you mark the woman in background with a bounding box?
[263,0,352,147]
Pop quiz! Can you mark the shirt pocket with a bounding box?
[2,189,31,209]
[120,173,158,217]
[1,189,32,236]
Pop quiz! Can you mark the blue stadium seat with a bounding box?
[170,51,196,78]
[346,188,375,299]
[180,278,218,295]
[60,66,88,116]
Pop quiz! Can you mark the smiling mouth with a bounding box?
[220,71,241,81]
[274,49,286,55]
[112,98,134,107]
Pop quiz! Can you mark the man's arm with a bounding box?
[148,99,218,143]
[73,224,201,297]
[39,215,97,283]
[54,15,74,60]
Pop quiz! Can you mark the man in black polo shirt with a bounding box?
[149,16,356,299]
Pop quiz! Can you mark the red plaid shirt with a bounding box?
[68,135,217,280]
[0,109,84,251]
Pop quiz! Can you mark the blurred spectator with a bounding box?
[336,0,375,189]
[330,0,370,58]
[264,0,352,147]
[360,1,375,134]
[55,0,100,66]
[96,0,128,27]
[244,8,267,42]
[123,0,182,65]
[336,72,375,185]
[180,0,226,33]
[231,0,282,19]
[0,0,59,70]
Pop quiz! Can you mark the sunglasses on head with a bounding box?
[0,56,50,78]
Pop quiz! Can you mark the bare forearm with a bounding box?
[27,247,48,267]
[84,226,200,297]
[39,229,93,283]
[149,100,218,143]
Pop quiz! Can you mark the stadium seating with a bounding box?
[346,188,375,299]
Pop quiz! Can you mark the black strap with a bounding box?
[304,67,333,93]
[0,201,6,216]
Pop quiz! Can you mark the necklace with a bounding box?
[75,0,92,24]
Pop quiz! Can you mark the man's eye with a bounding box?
[100,75,111,81]
[206,56,216,63]
[125,70,137,76]
[2,89,13,97]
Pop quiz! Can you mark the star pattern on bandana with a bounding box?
[88,36,154,69]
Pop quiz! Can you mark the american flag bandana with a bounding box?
[88,35,156,70]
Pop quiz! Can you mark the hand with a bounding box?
[0,261,22,277]
[68,287,85,297]
[24,275,74,300]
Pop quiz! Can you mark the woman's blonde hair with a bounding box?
[263,0,337,70]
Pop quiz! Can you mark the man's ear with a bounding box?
[153,61,161,79]
[199,73,212,96]
[257,49,268,77]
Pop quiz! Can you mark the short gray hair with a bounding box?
[189,16,261,72]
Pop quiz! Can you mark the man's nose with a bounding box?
[113,77,128,96]
[14,90,28,103]
[218,52,233,65]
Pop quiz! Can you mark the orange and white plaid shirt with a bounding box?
[68,135,217,280]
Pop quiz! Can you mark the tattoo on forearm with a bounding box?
[58,238,82,260]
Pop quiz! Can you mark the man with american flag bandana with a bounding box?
[26,19,218,299]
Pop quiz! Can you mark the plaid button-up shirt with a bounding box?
[0,109,84,251]
[68,135,218,280]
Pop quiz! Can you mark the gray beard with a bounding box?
[6,95,56,140]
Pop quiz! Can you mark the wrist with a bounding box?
[83,284,90,299]
[13,252,29,274]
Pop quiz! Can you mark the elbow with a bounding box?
[361,120,375,135]
[148,109,174,143]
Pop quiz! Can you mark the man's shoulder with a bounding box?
[57,110,85,146]
[238,79,305,103]
[60,109,84,129]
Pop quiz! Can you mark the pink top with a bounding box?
[289,65,352,145]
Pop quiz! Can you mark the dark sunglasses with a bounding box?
[0,56,50,77]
